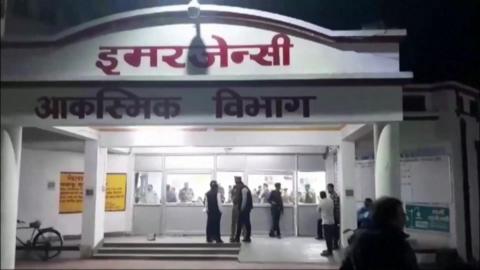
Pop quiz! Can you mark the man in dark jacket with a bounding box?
[268,183,283,238]
[205,180,223,243]
[340,197,419,270]
[234,178,253,243]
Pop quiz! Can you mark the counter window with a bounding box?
[216,172,243,204]
[298,171,326,204]
[135,172,162,204]
[165,174,212,204]
[247,174,294,205]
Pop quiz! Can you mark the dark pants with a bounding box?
[270,207,282,236]
[235,210,251,240]
[317,219,323,239]
[333,223,340,248]
[323,224,336,253]
[206,212,222,241]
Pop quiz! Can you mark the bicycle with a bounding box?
[16,219,63,261]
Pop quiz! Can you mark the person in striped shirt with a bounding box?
[327,183,340,249]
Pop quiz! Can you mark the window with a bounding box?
[216,172,243,204]
[298,171,326,204]
[134,172,162,204]
[165,156,214,169]
[247,174,294,205]
[165,174,211,204]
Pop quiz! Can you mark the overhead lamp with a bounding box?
[187,0,201,19]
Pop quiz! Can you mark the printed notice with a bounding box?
[59,172,84,214]
[105,174,127,212]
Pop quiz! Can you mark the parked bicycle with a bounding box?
[16,219,63,261]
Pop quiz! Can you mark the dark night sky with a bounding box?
[8,0,480,88]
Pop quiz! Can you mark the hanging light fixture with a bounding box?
[187,0,201,19]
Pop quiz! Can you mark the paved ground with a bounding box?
[16,259,338,269]
[15,236,341,269]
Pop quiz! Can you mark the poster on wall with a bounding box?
[105,173,127,212]
[59,172,127,213]
[405,204,450,233]
[59,172,84,214]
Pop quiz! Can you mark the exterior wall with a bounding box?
[17,148,132,237]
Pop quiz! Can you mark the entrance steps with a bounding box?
[93,242,241,260]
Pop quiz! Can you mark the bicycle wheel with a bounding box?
[32,228,63,261]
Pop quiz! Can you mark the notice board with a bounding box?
[59,172,127,213]
[406,204,450,233]
[105,173,127,212]
[59,172,84,214]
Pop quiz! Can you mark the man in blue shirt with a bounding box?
[357,198,373,229]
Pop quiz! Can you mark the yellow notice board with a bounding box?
[59,172,84,214]
[105,173,127,212]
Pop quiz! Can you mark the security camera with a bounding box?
[188,0,201,19]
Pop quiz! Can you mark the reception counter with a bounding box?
[133,204,295,236]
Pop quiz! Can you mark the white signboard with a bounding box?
[1,85,402,126]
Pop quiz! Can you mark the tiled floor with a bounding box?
[238,236,341,264]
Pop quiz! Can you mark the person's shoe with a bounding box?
[268,232,275,238]
[206,239,213,243]
[315,236,324,240]
[320,250,333,257]
[229,238,235,243]
[276,235,282,239]
[232,238,240,243]
[242,238,251,243]
[216,239,224,243]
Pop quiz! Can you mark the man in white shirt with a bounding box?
[141,184,159,204]
[317,191,335,256]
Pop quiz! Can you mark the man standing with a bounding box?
[327,183,340,249]
[234,177,253,242]
[141,184,159,204]
[268,183,283,238]
[260,183,270,204]
[315,191,324,240]
[357,198,373,229]
[318,191,335,257]
[230,176,242,242]
[302,184,316,204]
[179,182,194,202]
[205,180,223,243]
[166,184,177,203]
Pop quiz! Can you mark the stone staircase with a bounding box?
[93,242,241,260]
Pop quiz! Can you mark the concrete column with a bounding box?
[373,123,384,158]
[374,122,401,198]
[80,140,107,258]
[1,126,22,269]
[337,140,357,246]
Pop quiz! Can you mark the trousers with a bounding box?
[206,212,221,241]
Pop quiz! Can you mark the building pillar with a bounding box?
[338,140,357,246]
[80,140,107,258]
[1,126,22,269]
[374,122,401,198]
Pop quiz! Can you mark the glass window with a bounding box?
[216,172,243,204]
[134,172,162,204]
[247,174,294,205]
[166,174,211,204]
[298,171,326,204]
[165,156,214,169]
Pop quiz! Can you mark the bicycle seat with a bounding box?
[29,220,41,229]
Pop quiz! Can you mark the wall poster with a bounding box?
[105,173,127,212]
[59,172,127,213]
[59,172,84,214]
